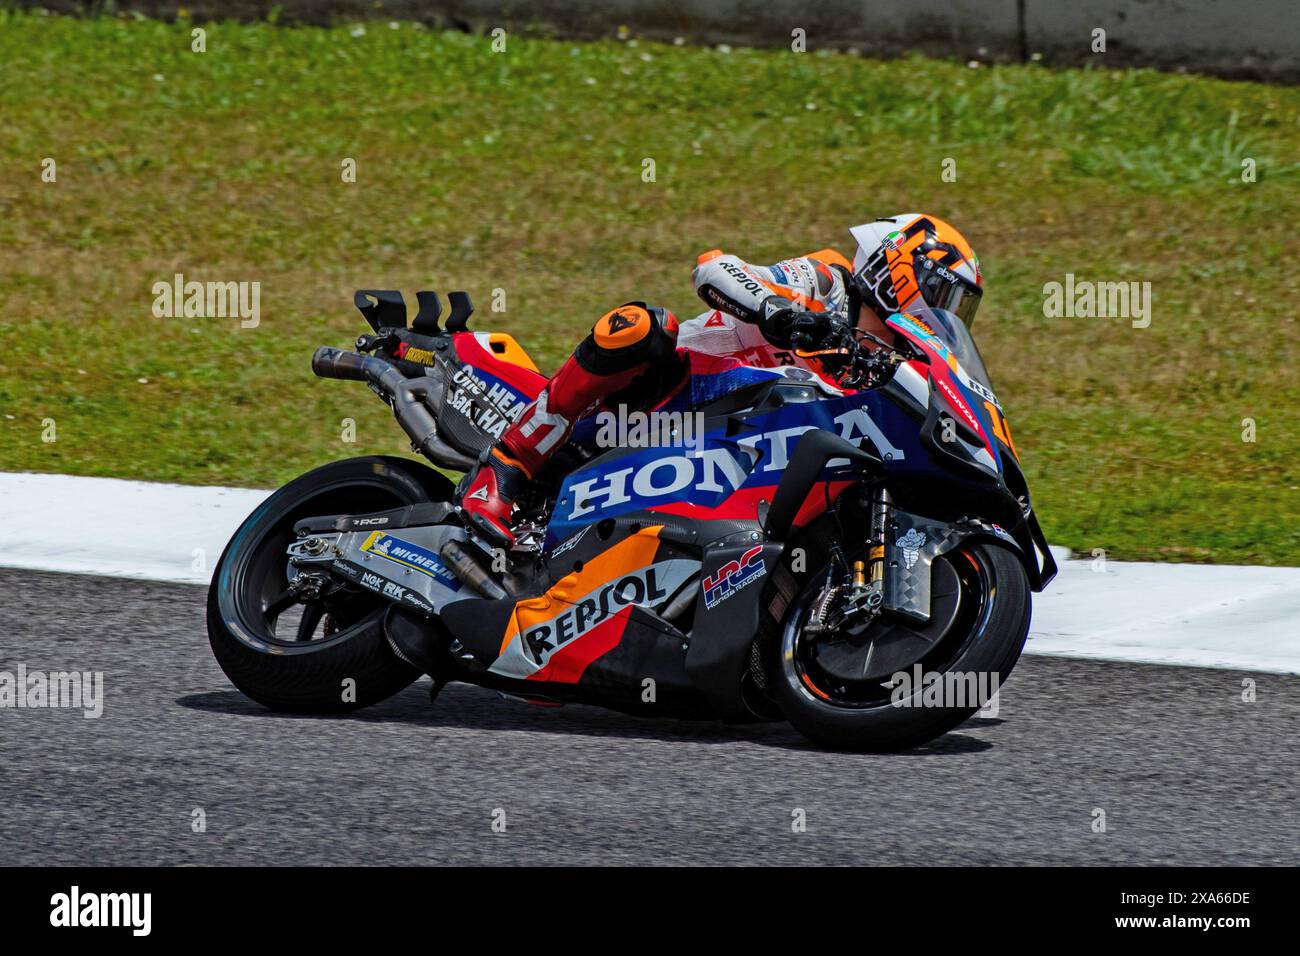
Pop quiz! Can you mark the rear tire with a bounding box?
[772,542,1031,751]
[206,456,455,713]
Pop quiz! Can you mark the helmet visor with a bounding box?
[915,257,982,328]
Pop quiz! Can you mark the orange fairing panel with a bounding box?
[488,526,699,683]
[499,525,664,656]
[487,333,540,373]
[493,528,665,660]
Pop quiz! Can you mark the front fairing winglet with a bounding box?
[884,506,1055,624]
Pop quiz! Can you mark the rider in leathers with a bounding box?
[459,214,984,547]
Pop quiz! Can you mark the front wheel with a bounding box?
[771,542,1031,751]
[206,455,455,713]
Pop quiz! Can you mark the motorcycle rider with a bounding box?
[459,213,983,547]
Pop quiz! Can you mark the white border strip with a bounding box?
[1028,558,1300,674]
[0,472,269,585]
[1,472,1296,674]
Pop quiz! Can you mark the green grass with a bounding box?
[1,11,1299,564]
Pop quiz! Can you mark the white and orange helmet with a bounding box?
[849,214,983,326]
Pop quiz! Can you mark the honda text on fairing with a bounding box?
[207,286,1055,750]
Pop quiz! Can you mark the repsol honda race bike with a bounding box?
[208,288,1055,750]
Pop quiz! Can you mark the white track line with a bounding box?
[1028,559,1299,674]
[0,472,268,585]
[1,472,1296,674]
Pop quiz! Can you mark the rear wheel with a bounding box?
[771,542,1031,751]
[206,456,454,712]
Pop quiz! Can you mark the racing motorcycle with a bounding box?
[207,288,1055,750]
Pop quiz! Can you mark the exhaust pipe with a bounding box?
[440,540,507,600]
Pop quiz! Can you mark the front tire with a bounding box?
[772,542,1031,751]
[206,455,454,713]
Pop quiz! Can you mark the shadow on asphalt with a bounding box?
[176,681,996,755]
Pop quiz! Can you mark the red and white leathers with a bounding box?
[691,247,854,328]
[459,250,857,547]
[460,301,684,546]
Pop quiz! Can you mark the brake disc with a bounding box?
[808,557,962,684]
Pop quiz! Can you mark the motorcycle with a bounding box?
[207,287,1056,750]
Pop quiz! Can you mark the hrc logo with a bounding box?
[702,546,765,609]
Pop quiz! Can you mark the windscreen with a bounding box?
[899,301,997,396]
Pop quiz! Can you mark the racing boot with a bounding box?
[459,445,531,548]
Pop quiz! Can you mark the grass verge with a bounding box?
[1,12,1298,563]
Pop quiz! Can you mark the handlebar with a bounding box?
[790,322,912,391]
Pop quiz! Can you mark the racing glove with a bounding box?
[757,296,848,351]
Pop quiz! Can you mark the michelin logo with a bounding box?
[360,532,461,590]
[897,528,926,570]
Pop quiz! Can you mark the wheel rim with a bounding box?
[221,478,411,654]
[780,547,995,710]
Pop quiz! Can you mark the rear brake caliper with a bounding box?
[287,570,331,602]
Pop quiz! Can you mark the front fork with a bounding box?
[805,485,891,637]
[867,485,890,600]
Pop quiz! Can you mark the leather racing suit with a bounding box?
[459,247,857,546]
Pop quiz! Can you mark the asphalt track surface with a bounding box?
[1,567,1296,866]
